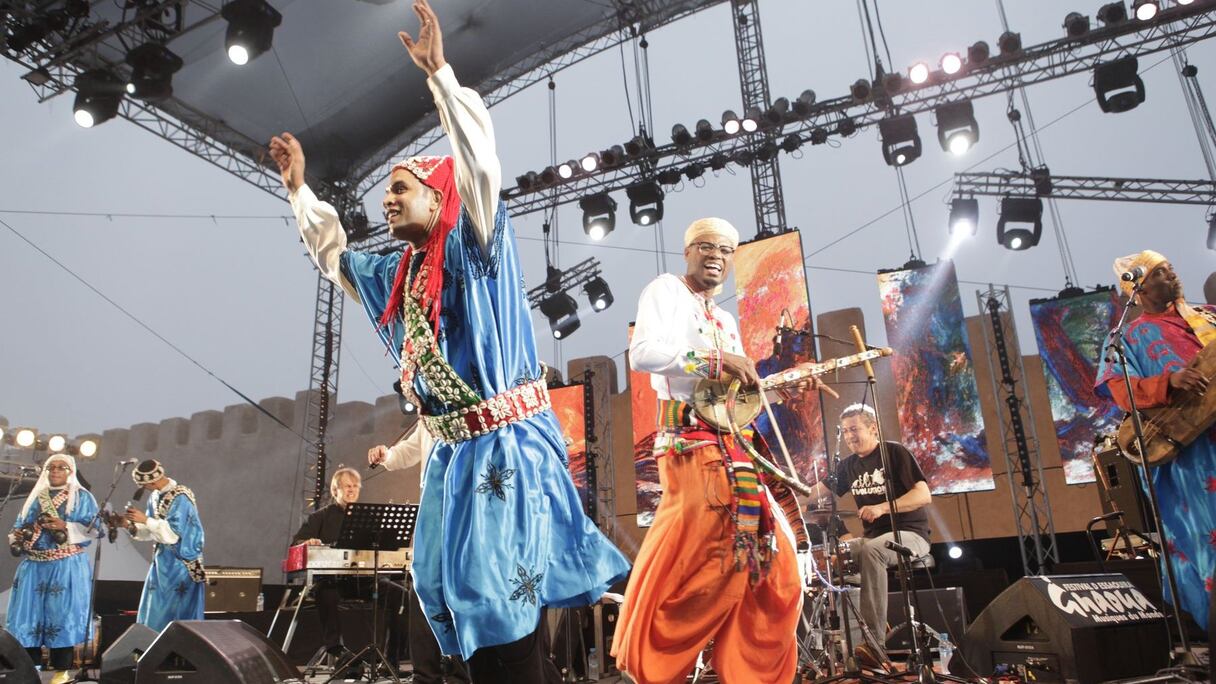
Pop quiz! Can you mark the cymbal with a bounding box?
[804,508,856,523]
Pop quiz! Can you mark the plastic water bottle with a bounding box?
[587,647,600,679]
[938,632,953,673]
[256,592,264,612]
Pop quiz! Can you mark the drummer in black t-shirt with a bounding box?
[808,403,932,666]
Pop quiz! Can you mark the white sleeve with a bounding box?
[427,64,500,253]
[132,518,179,545]
[65,522,92,545]
[384,421,434,472]
[630,278,721,379]
[289,183,362,301]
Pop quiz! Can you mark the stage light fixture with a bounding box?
[222,0,282,65]
[624,134,654,158]
[1133,0,1159,20]
[879,114,921,167]
[882,72,904,96]
[733,149,755,166]
[1094,56,1145,113]
[741,107,761,133]
[695,119,715,142]
[948,545,964,560]
[601,145,626,167]
[780,134,802,153]
[940,52,963,75]
[764,97,789,126]
[7,18,51,53]
[1098,2,1128,25]
[515,171,538,192]
[671,123,692,146]
[1063,12,1091,37]
[997,196,1043,250]
[539,166,558,186]
[968,41,990,66]
[78,439,98,459]
[684,163,705,181]
[850,78,872,101]
[580,152,600,172]
[626,181,664,226]
[47,435,66,453]
[836,117,857,137]
[936,100,979,155]
[908,63,930,85]
[656,168,683,186]
[949,198,979,236]
[810,127,829,145]
[755,141,779,162]
[15,429,36,448]
[540,292,580,339]
[584,276,614,312]
[709,152,729,171]
[792,89,816,116]
[580,193,617,241]
[998,31,1022,56]
[73,70,123,128]
[722,110,742,135]
[125,43,183,100]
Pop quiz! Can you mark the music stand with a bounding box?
[324,502,418,684]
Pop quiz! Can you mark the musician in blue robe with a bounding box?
[5,453,98,683]
[119,459,206,631]
[1096,250,1216,633]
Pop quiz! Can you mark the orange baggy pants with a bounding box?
[612,444,802,684]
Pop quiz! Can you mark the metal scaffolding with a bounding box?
[954,171,1216,206]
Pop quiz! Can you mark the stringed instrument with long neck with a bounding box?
[1116,343,1216,466]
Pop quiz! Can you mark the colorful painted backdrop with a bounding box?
[550,383,589,506]
[1029,288,1121,485]
[735,230,827,483]
[877,261,995,493]
[628,324,661,527]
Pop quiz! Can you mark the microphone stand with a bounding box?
[76,460,134,680]
[1105,281,1199,671]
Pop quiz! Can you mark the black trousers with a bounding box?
[465,614,562,684]
[408,583,469,683]
[314,576,406,660]
[27,646,73,670]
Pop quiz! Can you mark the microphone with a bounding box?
[118,458,138,466]
[834,424,844,459]
[884,540,914,558]
[1121,265,1147,282]
[131,487,146,503]
[773,310,793,358]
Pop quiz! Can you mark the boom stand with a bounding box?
[1105,283,1202,675]
[324,502,418,684]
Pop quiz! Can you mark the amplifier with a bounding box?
[204,567,261,613]
[886,586,968,653]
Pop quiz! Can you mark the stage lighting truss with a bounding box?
[502,1,1216,217]
[526,258,612,339]
[953,170,1216,206]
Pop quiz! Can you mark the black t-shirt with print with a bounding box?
[832,441,930,540]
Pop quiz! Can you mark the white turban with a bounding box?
[684,218,740,249]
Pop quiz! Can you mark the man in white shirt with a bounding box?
[612,218,811,684]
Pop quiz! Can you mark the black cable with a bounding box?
[871,0,895,71]
[617,35,637,134]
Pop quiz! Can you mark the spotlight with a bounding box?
[125,43,183,100]
[222,0,282,66]
[836,117,857,137]
[968,41,990,66]
[940,52,963,75]
[1063,12,1091,37]
[1097,2,1128,25]
[539,166,558,186]
[850,78,873,101]
[780,133,802,153]
[683,163,705,180]
[15,429,35,448]
[7,18,51,53]
[584,276,614,312]
[540,292,580,339]
[997,196,1043,250]
[949,198,979,236]
[755,141,779,162]
[935,100,979,155]
[558,160,577,179]
[879,114,921,167]
[998,31,1022,56]
[695,119,715,142]
[709,152,729,171]
[764,97,789,126]
[882,72,905,95]
[810,127,829,145]
[601,145,626,167]
[1133,0,1159,20]
[624,134,654,158]
[1094,56,1145,113]
[792,89,817,116]
[741,107,762,133]
[908,63,930,85]
[657,168,683,186]
[948,545,964,560]
[733,149,754,166]
[515,171,539,192]
[78,439,98,458]
[722,110,742,135]
[580,193,617,240]
[671,123,692,146]
[626,181,664,226]
[47,435,66,453]
[580,152,600,172]
[73,70,123,128]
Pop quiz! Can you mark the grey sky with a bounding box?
[3,0,1215,443]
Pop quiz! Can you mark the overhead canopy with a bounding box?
[4,0,723,191]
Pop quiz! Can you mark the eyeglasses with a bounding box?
[693,241,736,257]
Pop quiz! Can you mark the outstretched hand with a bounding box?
[268,132,305,194]
[398,0,446,76]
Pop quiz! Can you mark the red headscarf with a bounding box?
[378,156,463,334]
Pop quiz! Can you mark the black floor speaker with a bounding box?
[957,573,1170,683]
[101,623,159,684]
[134,620,300,683]
[0,628,37,682]
[885,586,968,652]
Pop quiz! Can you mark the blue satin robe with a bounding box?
[5,488,98,649]
[136,488,205,631]
[341,202,630,657]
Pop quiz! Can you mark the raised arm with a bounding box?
[400,0,500,253]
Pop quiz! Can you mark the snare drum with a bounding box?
[805,542,857,583]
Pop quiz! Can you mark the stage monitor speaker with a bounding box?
[101,623,158,684]
[0,628,38,682]
[1093,444,1151,532]
[885,586,967,652]
[134,620,299,684]
[957,573,1169,683]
